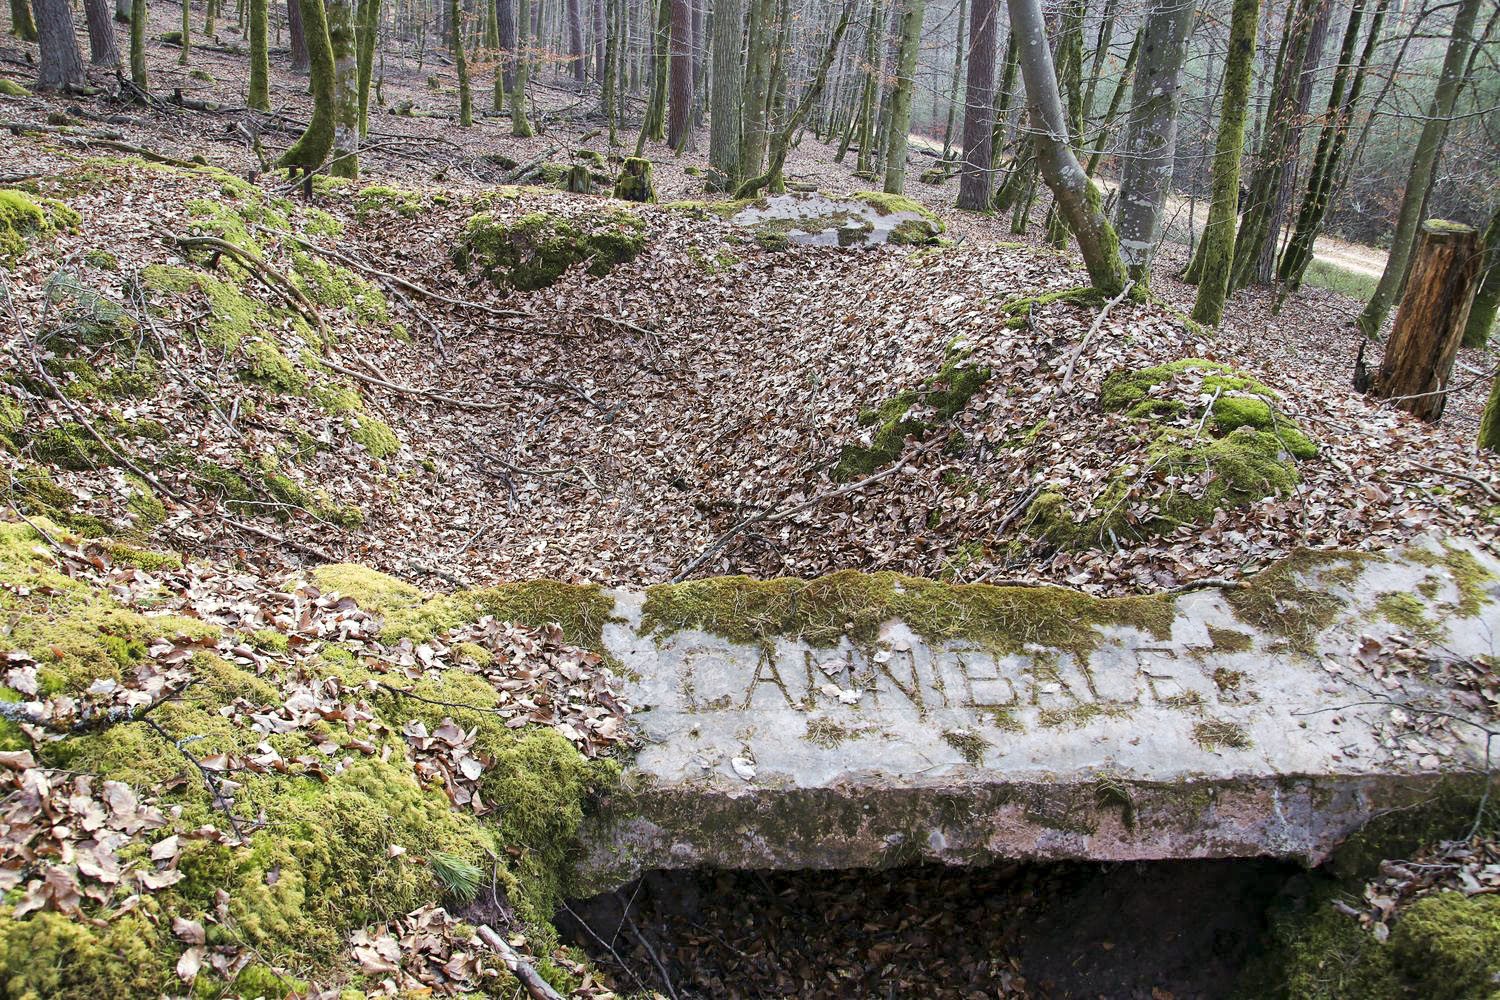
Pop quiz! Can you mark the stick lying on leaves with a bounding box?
[475,925,565,1000]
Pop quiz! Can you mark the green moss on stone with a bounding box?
[453,210,647,292]
[1225,550,1372,652]
[640,569,1173,662]
[0,79,32,97]
[1376,592,1443,642]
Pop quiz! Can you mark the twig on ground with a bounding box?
[474,925,565,1000]
[1060,279,1135,390]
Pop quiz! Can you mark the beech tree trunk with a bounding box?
[1189,0,1258,325]
[708,0,744,182]
[34,0,87,90]
[130,0,147,88]
[1368,221,1481,423]
[593,0,606,79]
[289,0,309,72]
[453,0,471,125]
[1004,0,1125,293]
[880,0,923,194]
[355,0,379,132]
[1463,203,1500,349]
[739,0,775,176]
[941,0,966,163]
[667,0,691,147]
[1114,0,1193,285]
[279,0,336,175]
[1277,0,1389,296]
[955,0,996,210]
[511,0,533,135]
[83,0,120,65]
[853,0,884,178]
[248,0,269,109]
[1356,0,1483,337]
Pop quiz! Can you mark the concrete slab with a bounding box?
[575,538,1497,886]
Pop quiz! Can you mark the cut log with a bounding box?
[1368,219,1482,422]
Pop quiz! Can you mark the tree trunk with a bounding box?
[708,0,744,182]
[116,0,129,25]
[1189,0,1258,325]
[130,0,147,89]
[1276,0,1388,296]
[880,0,922,194]
[667,0,691,147]
[1462,203,1500,349]
[1229,0,1329,291]
[178,0,190,64]
[1356,0,1483,338]
[568,0,585,82]
[600,0,616,131]
[955,0,995,210]
[34,0,86,90]
[641,0,669,143]
[853,0,884,178]
[511,0,533,134]
[83,0,120,65]
[497,0,515,90]
[1081,23,1139,177]
[453,0,471,124]
[326,0,358,175]
[739,0,775,176]
[1368,221,1481,423]
[249,0,269,108]
[1004,0,1125,293]
[355,0,379,131]
[941,0,966,163]
[1114,0,1192,285]
[735,5,849,198]
[279,0,336,174]
[11,0,38,40]
[593,0,606,79]
[289,0,310,71]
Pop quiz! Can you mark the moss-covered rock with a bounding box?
[453,209,647,292]
[0,79,32,98]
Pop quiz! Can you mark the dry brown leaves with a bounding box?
[1357,833,1500,940]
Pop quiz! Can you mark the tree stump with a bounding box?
[1369,219,1482,422]
[612,157,656,203]
[565,164,593,194]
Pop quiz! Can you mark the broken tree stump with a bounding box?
[1369,219,1482,422]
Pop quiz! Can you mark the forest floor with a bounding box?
[1,13,1496,597]
[2,12,1499,1000]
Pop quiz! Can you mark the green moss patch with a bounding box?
[453,210,647,292]
[639,569,1174,662]
[834,344,990,481]
[0,189,49,266]
[1224,549,1372,652]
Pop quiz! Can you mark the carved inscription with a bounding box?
[670,636,1214,723]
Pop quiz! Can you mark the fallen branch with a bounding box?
[474,925,565,1000]
[164,230,326,338]
[1060,279,1135,390]
[1410,462,1500,502]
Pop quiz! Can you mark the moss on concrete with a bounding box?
[453,210,647,292]
[640,569,1174,662]
[1225,550,1372,653]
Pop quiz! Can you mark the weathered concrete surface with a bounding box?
[576,539,1496,887]
[730,192,940,248]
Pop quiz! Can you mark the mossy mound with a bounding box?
[612,156,656,203]
[834,344,990,481]
[0,519,623,997]
[453,209,647,292]
[1027,360,1318,549]
[0,189,48,266]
